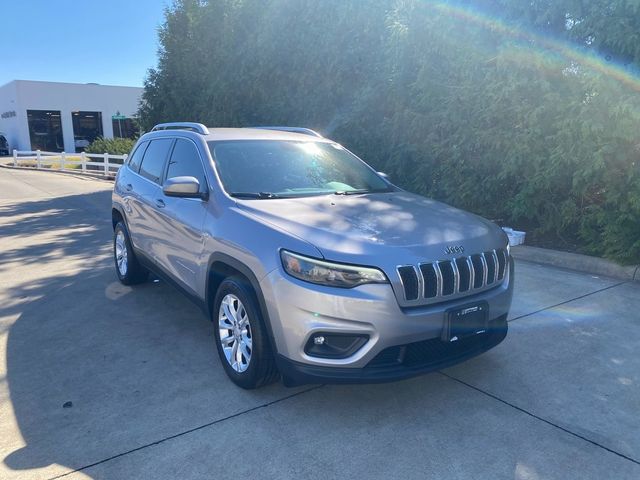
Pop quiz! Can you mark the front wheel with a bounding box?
[213,277,279,389]
[113,221,148,285]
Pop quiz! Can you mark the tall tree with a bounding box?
[140,0,640,263]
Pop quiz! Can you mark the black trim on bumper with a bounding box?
[277,315,508,386]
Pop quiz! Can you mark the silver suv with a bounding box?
[112,122,514,389]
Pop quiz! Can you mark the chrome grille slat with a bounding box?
[433,262,444,297]
[455,257,471,292]
[470,254,484,289]
[491,250,499,283]
[397,248,509,304]
[497,249,507,280]
[415,265,424,301]
[480,253,489,287]
[467,256,475,291]
[450,260,460,294]
[484,251,496,285]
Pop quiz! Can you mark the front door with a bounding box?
[153,138,209,294]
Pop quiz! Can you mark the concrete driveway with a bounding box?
[0,167,638,480]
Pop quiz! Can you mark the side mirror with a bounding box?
[163,176,206,199]
[377,171,389,180]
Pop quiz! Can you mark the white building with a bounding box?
[0,80,143,153]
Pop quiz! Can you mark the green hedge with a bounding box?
[139,0,640,264]
[85,137,136,156]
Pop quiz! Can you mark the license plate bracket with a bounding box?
[442,302,489,342]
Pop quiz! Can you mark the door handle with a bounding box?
[155,199,166,208]
[125,183,133,191]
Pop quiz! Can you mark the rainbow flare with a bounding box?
[428,1,640,92]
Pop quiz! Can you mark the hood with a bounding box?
[237,191,507,266]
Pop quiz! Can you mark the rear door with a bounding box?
[128,138,174,258]
[153,138,209,293]
[117,140,148,249]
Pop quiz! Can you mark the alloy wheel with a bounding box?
[115,230,128,276]
[218,294,253,372]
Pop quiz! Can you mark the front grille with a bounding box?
[397,248,508,303]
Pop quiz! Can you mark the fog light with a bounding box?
[304,333,369,359]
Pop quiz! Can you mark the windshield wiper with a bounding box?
[333,189,371,196]
[230,192,281,199]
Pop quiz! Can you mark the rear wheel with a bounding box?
[213,277,279,389]
[113,221,148,285]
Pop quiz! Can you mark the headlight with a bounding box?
[280,250,387,288]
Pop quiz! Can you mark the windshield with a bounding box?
[208,140,391,198]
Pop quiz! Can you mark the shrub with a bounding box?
[85,137,136,155]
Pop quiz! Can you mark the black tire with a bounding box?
[213,277,279,389]
[113,221,148,285]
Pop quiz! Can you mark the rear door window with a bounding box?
[127,141,148,173]
[166,139,207,191]
[139,138,174,184]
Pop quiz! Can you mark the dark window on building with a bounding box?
[166,139,207,190]
[128,141,149,173]
[112,118,138,139]
[27,110,64,152]
[139,138,173,184]
[72,111,103,152]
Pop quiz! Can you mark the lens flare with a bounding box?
[428,1,640,91]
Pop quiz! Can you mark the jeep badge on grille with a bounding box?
[444,245,465,254]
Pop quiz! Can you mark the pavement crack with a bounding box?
[508,281,628,323]
[47,384,324,479]
[439,371,640,466]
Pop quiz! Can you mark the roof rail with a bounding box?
[151,122,210,135]
[251,126,323,138]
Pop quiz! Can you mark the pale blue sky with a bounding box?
[2,0,169,87]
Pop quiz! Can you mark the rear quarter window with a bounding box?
[127,141,148,173]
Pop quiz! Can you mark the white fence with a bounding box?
[12,149,127,175]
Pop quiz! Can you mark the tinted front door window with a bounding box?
[166,139,207,190]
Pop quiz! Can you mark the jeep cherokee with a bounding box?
[112,122,513,389]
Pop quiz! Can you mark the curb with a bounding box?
[0,162,115,182]
[511,245,639,282]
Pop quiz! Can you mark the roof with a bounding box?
[143,127,333,143]
[204,128,332,142]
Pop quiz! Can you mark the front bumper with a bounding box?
[277,315,507,385]
[259,258,514,383]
